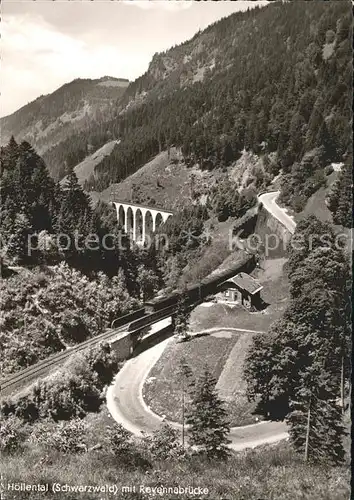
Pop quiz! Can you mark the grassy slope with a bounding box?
[74,140,117,186]
[143,257,289,426]
[294,171,338,223]
[180,218,246,285]
[2,429,349,500]
[94,147,222,210]
[189,257,289,332]
[95,149,262,208]
[143,333,240,423]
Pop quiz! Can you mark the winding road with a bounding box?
[106,193,295,451]
[107,330,288,451]
[258,191,296,234]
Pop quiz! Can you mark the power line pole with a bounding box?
[340,354,345,414]
[182,376,185,449]
[304,395,311,462]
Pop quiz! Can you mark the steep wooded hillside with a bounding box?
[83,1,351,216]
[0,77,129,179]
[2,2,351,217]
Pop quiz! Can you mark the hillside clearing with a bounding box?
[216,332,261,426]
[1,434,350,500]
[189,257,289,333]
[143,333,239,422]
[295,171,338,223]
[73,140,117,187]
[143,331,260,426]
[95,147,224,211]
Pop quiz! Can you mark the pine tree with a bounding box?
[6,212,33,264]
[173,291,191,341]
[327,160,352,228]
[1,136,19,172]
[58,171,92,234]
[287,376,346,465]
[56,171,92,266]
[245,215,351,462]
[186,367,230,459]
[316,120,337,163]
[177,358,195,448]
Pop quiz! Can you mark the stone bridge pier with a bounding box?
[112,201,173,244]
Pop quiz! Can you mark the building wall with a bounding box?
[220,286,257,309]
[221,287,243,304]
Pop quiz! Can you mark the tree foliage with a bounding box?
[31,418,88,454]
[0,343,119,423]
[0,264,138,376]
[173,292,191,340]
[0,137,162,288]
[186,367,230,459]
[244,216,351,463]
[144,423,184,461]
[0,416,28,455]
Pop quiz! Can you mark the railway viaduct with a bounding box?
[112,201,174,244]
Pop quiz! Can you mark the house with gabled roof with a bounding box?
[216,272,263,310]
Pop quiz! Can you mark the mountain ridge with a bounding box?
[1,2,351,220]
[0,76,129,179]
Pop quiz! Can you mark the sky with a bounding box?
[1,0,268,117]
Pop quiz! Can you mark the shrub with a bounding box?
[65,342,120,392]
[324,164,334,176]
[31,418,88,454]
[0,415,28,454]
[144,423,184,461]
[105,423,131,457]
[1,344,119,424]
[105,423,151,469]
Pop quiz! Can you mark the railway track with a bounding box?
[1,255,255,399]
[0,305,176,399]
[0,323,129,398]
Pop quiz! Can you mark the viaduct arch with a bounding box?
[112,201,173,244]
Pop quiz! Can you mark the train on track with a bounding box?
[144,254,255,313]
[1,254,255,397]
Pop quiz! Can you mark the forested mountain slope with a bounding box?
[83,1,352,214]
[2,2,351,217]
[0,77,129,180]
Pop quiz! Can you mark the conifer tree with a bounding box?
[287,376,346,464]
[56,171,92,265]
[6,212,33,264]
[245,215,350,462]
[327,159,352,228]
[178,357,195,448]
[58,171,92,233]
[173,291,191,340]
[186,367,230,459]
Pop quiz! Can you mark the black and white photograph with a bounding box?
[0,1,352,499]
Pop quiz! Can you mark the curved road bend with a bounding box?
[107,335,288,451]
[258,191,296,234]
[107,189,295,451]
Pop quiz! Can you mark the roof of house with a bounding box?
[223,272,263,295]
